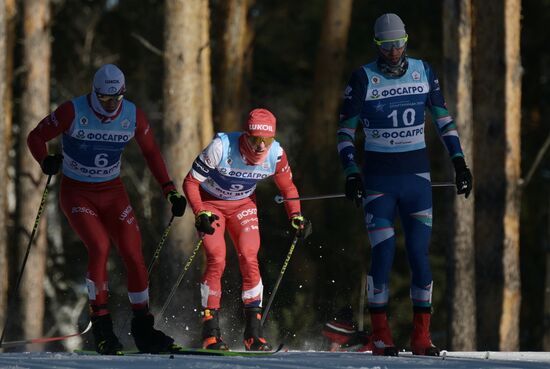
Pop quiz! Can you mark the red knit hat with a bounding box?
[245,108,276,137]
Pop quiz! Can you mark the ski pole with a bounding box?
[0,321,92,349]
[273,182,456,204]
[0,174,52,347]
[431,181,455,188]
[261,230,300,326]
[274,193,345,204]
[158,238,203,323]
[147,215,175,276]
[358,271,367,332]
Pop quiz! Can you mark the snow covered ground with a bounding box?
[1,350,550,369]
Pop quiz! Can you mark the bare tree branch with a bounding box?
[81,10,101,67]
[131,32,164,57]
[520,129,550,188]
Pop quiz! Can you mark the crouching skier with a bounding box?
[183,108,311,351]
[27,64,188,354]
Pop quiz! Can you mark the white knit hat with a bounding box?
[93,64,125,95]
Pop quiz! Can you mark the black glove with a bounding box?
[345,173,364,207]
[41,154,63,175]
[290,214,313,239]
[195,211,219,235]
[167,190,187,217]
[452,157,473,198]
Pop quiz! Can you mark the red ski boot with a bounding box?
[320,307,373,353]
[369,311,398,356]
[355,331,374,353]
[410,308,440,356]
[322,307,358,351]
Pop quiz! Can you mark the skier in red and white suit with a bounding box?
[183,108,311,351]
[27,64,187,355]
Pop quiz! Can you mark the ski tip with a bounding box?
[82,321,93,335]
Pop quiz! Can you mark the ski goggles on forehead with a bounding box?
[248,135,275,146]
[374,35,408,51]
[96,93,124,102]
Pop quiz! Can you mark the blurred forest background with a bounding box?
[0,0,549,354]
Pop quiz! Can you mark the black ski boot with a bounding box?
[131,310,180,353]
[91,314,123,355]
[201,309,228,350]
[243,307,272,351]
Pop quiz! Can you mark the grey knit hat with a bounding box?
[374,13,407,40]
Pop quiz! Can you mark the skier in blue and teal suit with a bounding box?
[336,13,472,356]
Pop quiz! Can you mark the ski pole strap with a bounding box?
[158,238,203,323]
[274,182,456,204]
[261,231,300,326]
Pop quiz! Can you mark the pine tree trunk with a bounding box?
[544,197,550,350]
[16,0,50,348]
[0,0,8,327]
[306,0,353,173]
[0,0,16,332]
[4,0,15,165]
[500,0,522,351]
[473,0,523,350]
[442,0,477,351]
[214,0,253,132]
[162,0,213,327]
[199,0,213,146]
[472,0,506,350]
[5,0,16,230]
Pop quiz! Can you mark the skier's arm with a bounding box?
[182,174,203,215]
[134,108,176,196]
[27,101,74,163]
[337,68,368,176]
[424,62,464,160]
[424,62,472,197]
[272,148,301,218]
[182,137,222,214]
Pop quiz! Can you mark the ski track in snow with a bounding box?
[1,351,550,369]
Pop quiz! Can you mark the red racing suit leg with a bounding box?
[59,176,149,315]
[199,202,227,309]
[199,196,262,309]
[226,200,262,308]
